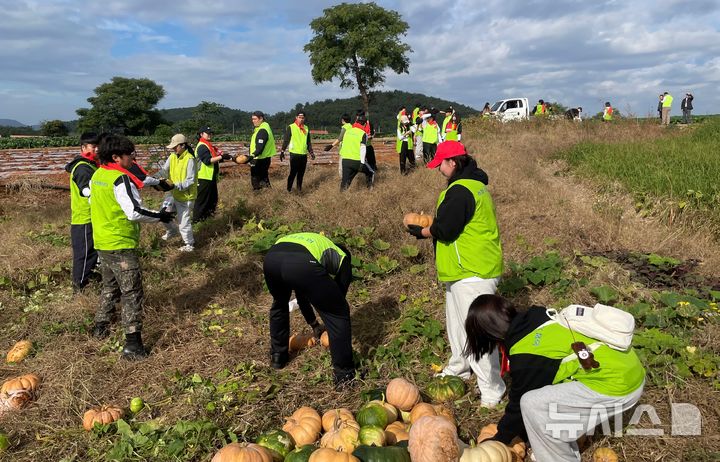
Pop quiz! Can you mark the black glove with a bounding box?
[221,153,232,161]
[310,152,316,160]
[406,225,427,239]
[279,151,285,162]
[158,208,176,223]
[323,144,333,152]
[157,179,174,192]
[247,155,256,166]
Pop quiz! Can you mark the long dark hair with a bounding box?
[464,294,517,360]
[447,154,476,184]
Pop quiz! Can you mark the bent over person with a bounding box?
[90,134,175,359]
[263,232,355,388]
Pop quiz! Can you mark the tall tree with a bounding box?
[41,120,69,137]
[304,2,411,116]
[76,77,166,135]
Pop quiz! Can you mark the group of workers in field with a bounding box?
[65,101,645,461]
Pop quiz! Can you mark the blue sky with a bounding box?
[1,0,719,125]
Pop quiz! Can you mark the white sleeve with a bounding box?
[359,144,367,164]
[175,158,196,191]
[113,175,161,223]
[143,176,161,186]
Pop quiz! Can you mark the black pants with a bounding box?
[398,141,415,175]
[365,145,377,172]
[263,243,354,380]
[287,153,308,192]
[423,142,437,165]
[251,157,272,190]
[70,223,98,290]
[193,179,218,223]
[340,159,374,190]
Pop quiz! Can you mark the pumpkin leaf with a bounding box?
[409,264,426,274]
[400,245,419,258]
[372,239,391,251]
[590,285,619,304]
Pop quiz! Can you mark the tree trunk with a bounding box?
[352,54,370,117]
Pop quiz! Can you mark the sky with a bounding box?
[1,0,719,125]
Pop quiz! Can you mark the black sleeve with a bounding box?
[281,125,291,151]
[72,164,94,196]
[334,257,353,296]
[429,185,475,242]
[252,129,269,157]
[307,132,313,153]
[361,133,367,145]
[457,122,462,135]
[196,144,212,166]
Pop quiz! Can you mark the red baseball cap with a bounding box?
[426,141,467,169]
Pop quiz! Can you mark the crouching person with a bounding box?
[464,294,645,462]
[263,232,355,388]
[90,134,175,359]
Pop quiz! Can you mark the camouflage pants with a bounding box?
[96,250,144,334]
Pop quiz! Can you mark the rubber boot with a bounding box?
[122,332,149,360]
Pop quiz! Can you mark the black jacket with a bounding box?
[681,96,694,110]
[65,156,96,194]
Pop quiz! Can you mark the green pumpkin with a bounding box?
[256,429,295,461]
[426,375,466,402]
[284,444,316,462]
[352,444,411,462]
[358,425,386,447]
[360,388,386,402]
[356,403,389,429]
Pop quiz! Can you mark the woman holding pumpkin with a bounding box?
[464,294,645,462]
[405,140,506,407]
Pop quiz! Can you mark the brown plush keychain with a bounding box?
[571,342,600,370]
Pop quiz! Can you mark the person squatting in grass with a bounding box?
[194,127,228,222]
[279,110,315,193]
[263,232,354,388]
[89,134,175,359]
[406,140,505,407]
[463,294,645,462]
[157,134,198,252]
[248,111,277,190]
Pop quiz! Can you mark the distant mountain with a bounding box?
[0,119,28,127]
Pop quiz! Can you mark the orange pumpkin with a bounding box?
[408,415,461,462]
[211,442,273,462]
[322,408,356,432]
[384,421,409,444]
[409,402,437,424]
[403,212,433,229]
[309,448,360,462]
[6,340,32,363]
[82,405,124,430]
[0,373,40,409]
[289,334,317,352]
[592,447,619,462]
[234,155,250,165]
[283,406,322,446]
[433,404,456,426]
[320,418,360,453]
[478,423,498,442]
[385,378,420,411]
[320,331,330,348]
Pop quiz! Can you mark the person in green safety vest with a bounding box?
[194,127,228,222]
[64,132,100,292]
[338,113,374,190]
[279,110,315,193]
[155,134,198,252]
[248,111,277,190]
[263,232,356,388]
[602,102,614,122]
[661,91,673,126]
[532,99,546,116]
[396,114,416,175]
[324,114,353,179]
[421,110,442,164]
[462,294,645,462]
[405,140,505,408]
[413,106,426,162]
[443,112,462,142]
[89,134,175,359]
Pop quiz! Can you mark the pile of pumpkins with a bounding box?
[1,340,41,417]
[212,376,527,462]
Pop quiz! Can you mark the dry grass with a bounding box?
[0,119,717,461]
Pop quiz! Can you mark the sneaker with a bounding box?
[178,244,194,252]
[161,231,178,241]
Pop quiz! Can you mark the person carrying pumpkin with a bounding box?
[463,294,645,462]
[263,232,355,388]
[405,140,505,407]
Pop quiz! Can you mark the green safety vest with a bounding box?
[435,179,503,281]
[535,104,544,115]
[70,160,96,225]
[441,114,452,134]
[251,121,276,159]
[603,107,613,121]
[90,168,140,251]
[396,110,404,131]
[412,108,420,123]
[196,139,217,181]
[288,123,309,155]
[396,129,414,153]
[169,149,197,202]
[275,232,347,275]
[339,126,365,161]
[444,122,459,141]
[510,321,646,396]
[422,122,439,144]
[662,94,673,108]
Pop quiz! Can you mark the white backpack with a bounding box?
[547,303,636,352]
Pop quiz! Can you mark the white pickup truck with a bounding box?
[489,98,530,122]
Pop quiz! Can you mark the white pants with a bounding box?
[522,381,644,462]
[442,277,505,405]
[414,135,423,160]
[163,197,195,246]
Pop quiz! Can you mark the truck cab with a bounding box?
[490,98,530,122]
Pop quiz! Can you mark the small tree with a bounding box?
[304,2,411,116]
[41,120,68,137]
[192,101,227,132]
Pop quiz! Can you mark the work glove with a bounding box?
[221,153,233,161]
[323,144,333,152]
[158,208,176,223]
[310,152,316,160]
[247,155,256,166]
[279,151,286,162]
[157,179,174,192]
[406,225,427,239]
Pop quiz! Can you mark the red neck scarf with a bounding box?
[294,121,306,134]
[352,122,366,131]
[499,343,510,377]
[199,137,218,156]
[101,162,145,189]
[80,151,99,166]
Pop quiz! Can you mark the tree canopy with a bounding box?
[40,120,69,137]
[76,77,166,135]
[304,2,411,116]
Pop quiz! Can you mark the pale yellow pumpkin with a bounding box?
[6,340,32,363]
[320,418,360,453]
[385,378,420,411]
[322,408,355,432]
[211,442,273,462]
[592,447,619,462]
[82,405,124,430]
[283,406,322,445]
[459,440,514,462]
[408,415,461,462]
[308,448,360,462]
[477,423,525,459]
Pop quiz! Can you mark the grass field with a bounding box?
[0,118,718,461]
